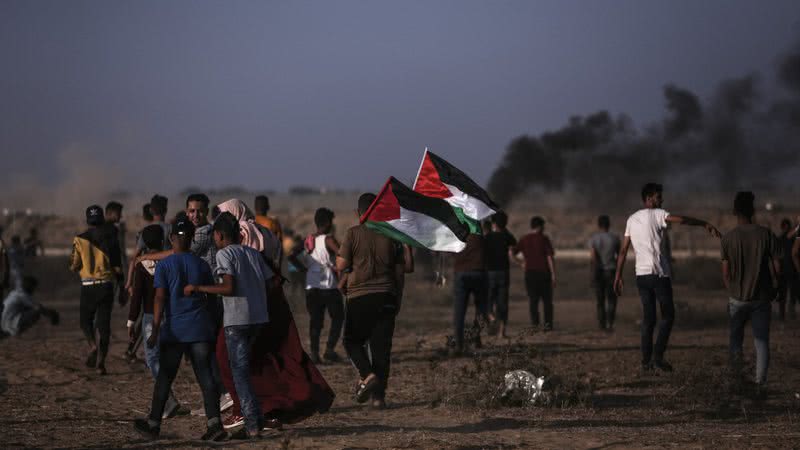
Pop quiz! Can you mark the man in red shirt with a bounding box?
[511,216,556,330]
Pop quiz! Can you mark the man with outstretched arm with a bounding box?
[613,183,720,372]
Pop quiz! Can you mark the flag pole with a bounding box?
[412,147,428,190]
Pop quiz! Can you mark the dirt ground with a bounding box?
[2,256,800,449]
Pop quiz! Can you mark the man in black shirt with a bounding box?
[483,212,516,338]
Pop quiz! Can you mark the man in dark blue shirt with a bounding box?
[133,219,226,442]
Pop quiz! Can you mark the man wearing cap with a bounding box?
[70,205,123,375]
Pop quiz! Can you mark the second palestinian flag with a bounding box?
[413,149,499,221]
[360,177,470,252]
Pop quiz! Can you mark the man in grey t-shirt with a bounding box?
[588,215,620,330]
[185,212,271,436]
[721,191,780,390]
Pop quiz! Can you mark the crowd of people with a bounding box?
[0,184,798,440]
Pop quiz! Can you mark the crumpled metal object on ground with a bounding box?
[500,370,548,404]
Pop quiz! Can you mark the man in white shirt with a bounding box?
[613,183,721,372]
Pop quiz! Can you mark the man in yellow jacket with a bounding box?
[70,205,123,375]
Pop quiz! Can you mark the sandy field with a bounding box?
[2,256,800,449]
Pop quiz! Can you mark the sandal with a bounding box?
[354,376,379,404]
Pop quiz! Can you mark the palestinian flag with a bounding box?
[360,177,470,252]
[413,149,499,225]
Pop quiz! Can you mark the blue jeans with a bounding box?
[728,299,771,384]
[453,271,488,348]
[635,275,674,365]
[225,324,263,432]
[487,271,510,323]
[142,313,179,414]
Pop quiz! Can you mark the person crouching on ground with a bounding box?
[1,276,59,338]
[721,192,780,397]
[133,219,225,441]
[70,205,123,375]
[185,212,271,439]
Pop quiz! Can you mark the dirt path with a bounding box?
[2,257,800,449]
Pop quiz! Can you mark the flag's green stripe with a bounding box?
[452,207,481,234]
[364,221,426,248]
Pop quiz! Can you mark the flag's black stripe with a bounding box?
[389,177,470,242]
[427,151,499,210]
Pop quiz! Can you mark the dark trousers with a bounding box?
[728,299,771,384]
[487,270,510,323]
[79,283,114,363]
[343,293,397,399]
[524,271,553,327]
[453,271,488,348]
[594,269,618,328]
[149,341,220,425]
[635,275,674,364]
[776,274,798,319]
[305,288,344,355]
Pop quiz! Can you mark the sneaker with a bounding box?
[201,424,228,442]
[323,350,341,363]
[653,360,673,372]
[219,392,234,412]
[230,427,261,440]
[123,351,137,364]
[354,376,379,404]
[133,418,160,440]
[223,414,245,430]
[162,401,184,419]
[261,418,282,432]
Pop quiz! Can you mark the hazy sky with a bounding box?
[2,0,799,194]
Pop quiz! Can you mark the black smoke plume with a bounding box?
[489,41,800,207]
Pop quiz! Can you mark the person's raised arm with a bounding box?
[613,236,632,296]
[137,249,175,263]
[147,287,167,348]
[185,274,235,297]
[665,214,721,238]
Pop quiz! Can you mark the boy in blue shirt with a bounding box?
[185,212,271,438]
[133,219,226,442]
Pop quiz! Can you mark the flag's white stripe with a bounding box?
[442,183,496,220]
[386,206,466,252]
